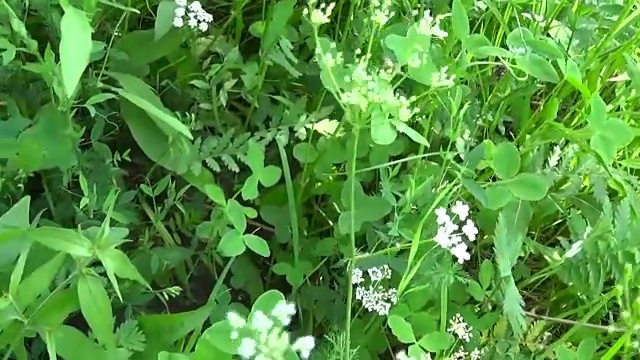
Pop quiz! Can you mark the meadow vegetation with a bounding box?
[0,0,639,359]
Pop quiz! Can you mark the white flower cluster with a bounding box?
[412,10,448,39]
[303,0,336,26]
[448,314,483,360]
[318,46,418,123]
[352,265,398,316]
[396,350,432,360]
[434,201,478,264]
[226,300,315,359]
[371,0,394,27]
[173,0,213,32]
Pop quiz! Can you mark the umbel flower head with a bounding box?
[226,300,315,359]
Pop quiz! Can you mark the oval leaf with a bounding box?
[492,142,521,179]
[60,4,93,99]
[506,173,549,201]
[418,331,452,352]
[515,53,560,83]
[388,315,416,344]
[243,234,270,257]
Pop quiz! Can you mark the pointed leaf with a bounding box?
[27,227,92,257]
[515,53,560,83]
[60,4,93,99]
[78,273,115,347]
[243,234,270,257]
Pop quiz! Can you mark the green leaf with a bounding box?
[108,72,192,140]
[154,1,176,41]
[515,53,560,83]
[293,143,318,163]
[113,29,185,66]
[59,4,93,99]
[479,259,494,289]
[485,184,512,210]
[27,227,92,257]
[491,142,520,179]
[14,253,66,309]
[586,94,607,130]
[250,290,285,318]
[451,0,469,41]
[0,195,30,228]
[371,111,397,145]
[260,166,282,187]
[99,247,150,288]
[120,100,192,174]
[418,331,451,351]
[53,325,103,360]
[388,315,416,343]
[243,234,270,257]
[464,34,511,59]
[262,0,296,54]
[461,178,488,207]
[78,273,115,347]
[467,280,485,301]
[218,230,245,257]
[199,321,239,355]
[393,120,429,147]
[577,337,597,360]
[204,184,226,205]
[246,140,265,172]
[505,173,549,201]
[226,200,247,233]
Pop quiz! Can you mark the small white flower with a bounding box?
[188,0,202,11]
[292,336,315,359]
[448,314,473,342]
[238,337,257,358]
[175,7,186,17]
[272,300,297,326]
[227,311,246,329]
[451,242,470,264]
[368,267,384,281]
[352,268,365,284]
[250,311,274,334]
[381,264,392,279]
[435,207,449,224]
[462,219,478,241]
[187,17,198,28]
[451,347,468,359]
[172,17,184,28]
[470,348,483,360]
[175,0,187,7]
[451,201,470,221]
[198,21,209,32]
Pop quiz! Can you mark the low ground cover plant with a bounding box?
[0,0,639,359]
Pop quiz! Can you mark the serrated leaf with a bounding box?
[60,4,93,99]
[503,276,527,338]
[78,273,115,347]
[516,53,560,83]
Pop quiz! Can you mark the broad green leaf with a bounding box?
[30,287,79,328]
[515,53,560,83]
[60,4,93,99]
[120,100,192,174]
[246,140,265,172]
[250,290,285,319]
[577,337,597,360]
[384,34,416,65]
[388,315,416,344]
[114,88,192,140]
[260,166,282,187]
[113,29,185,66]
[78,273,115,347]
[505,173,548,201]
[418,331,451,351]
[158,352,190,360]
[491,142,520,179]
[461,178,488,207]
[218,230,245,257]
[27,227,92,257]
[293,143,318,163]
[393,120,429,147]
[154,1,177,41]
[98,247,150,288]
[556,346,576,360]
[14,253,66,309]
[241,175,260,200]
[198,321,240,354]
[467,280,485,301]
[53,325,103,360]
[371,112,397,145]
[0,195,30,228]
[226,200,247,233]
[204,184,226,205]
[451,0,469,41]
[586,94,607,130]
[485,184,512,210]
[262,0,296,53]
[464,34,511,59]
[139,305,213,348]
[243,234,270,257]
